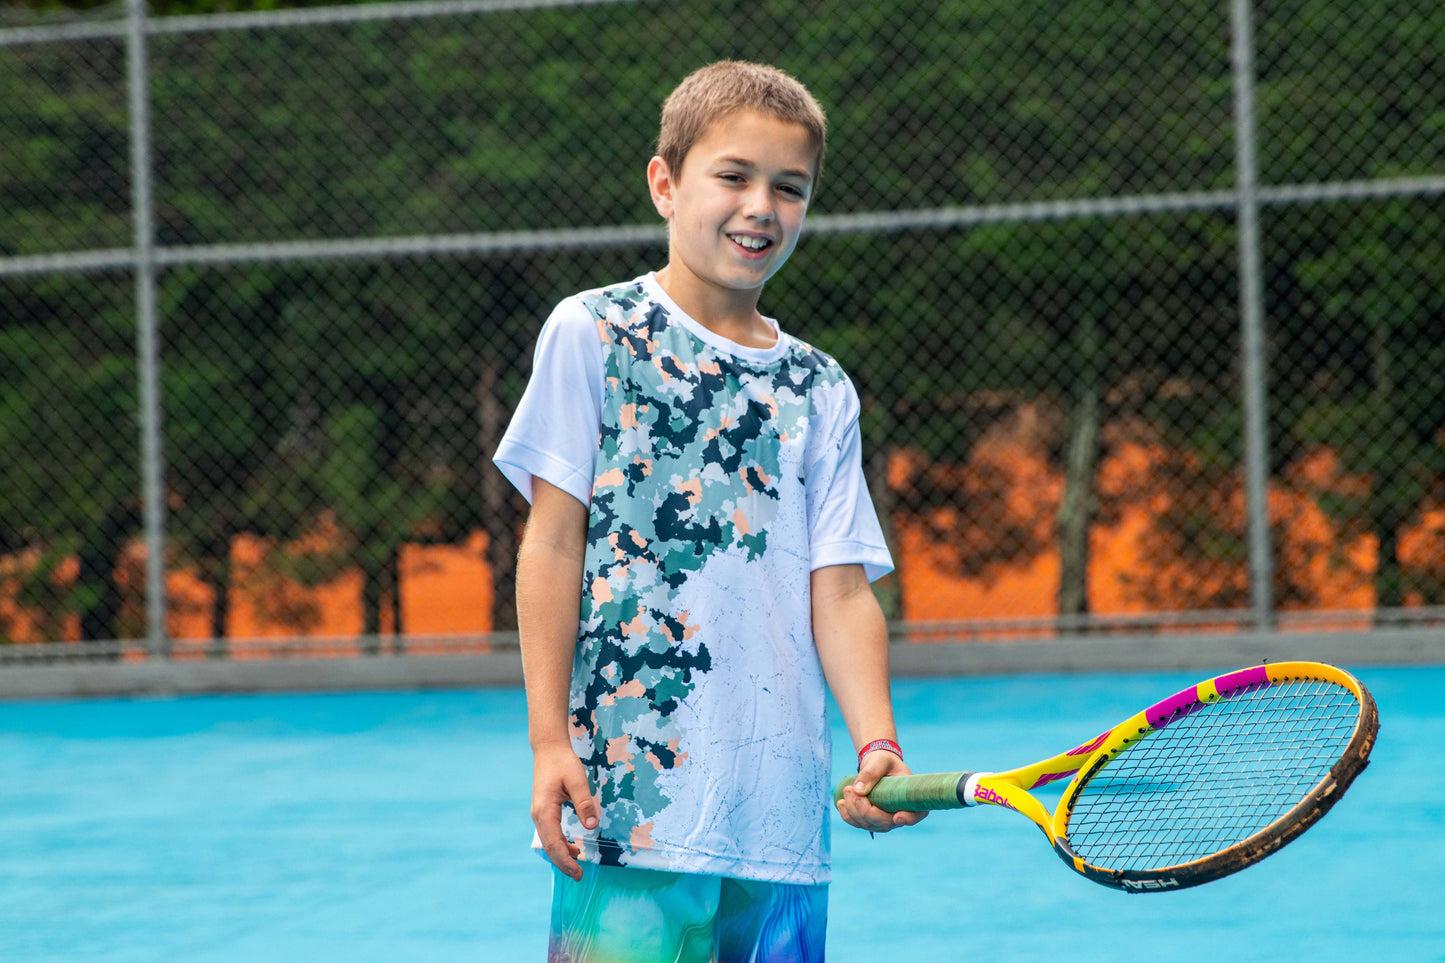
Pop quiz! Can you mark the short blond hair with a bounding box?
[657,61,827,183]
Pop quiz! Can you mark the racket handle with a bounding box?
[833,771,973,811]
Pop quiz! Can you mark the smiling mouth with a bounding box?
[728,234,774,253]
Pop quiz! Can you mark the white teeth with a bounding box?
[730,234,771,251]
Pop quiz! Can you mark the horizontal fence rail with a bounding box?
[10,179,1445,279]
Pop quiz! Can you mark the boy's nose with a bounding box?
[742,188,775,222]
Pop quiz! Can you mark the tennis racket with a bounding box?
[835,661,1378,892]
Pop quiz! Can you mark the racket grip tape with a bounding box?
[833,771,973,812]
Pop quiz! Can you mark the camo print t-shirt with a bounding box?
[494,274,892,885]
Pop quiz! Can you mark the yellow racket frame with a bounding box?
[835,661,1378,891]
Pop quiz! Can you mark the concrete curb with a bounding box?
[1,627,1440,700]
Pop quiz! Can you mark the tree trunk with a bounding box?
[76,543,123,644]
[1374,520,1402,612]
[1057,315,1102,629]
[199,533,231,659]
[865,434,904,625]
[76,507,133,651]
[1369,317,1403,622]
[361,542,383,654]
[209,566,230,654]
[390,545,405,653]
[479,358,520,632]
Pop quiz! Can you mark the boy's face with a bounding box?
[648,110,816,304]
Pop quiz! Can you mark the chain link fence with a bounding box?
[3,0,1444,662]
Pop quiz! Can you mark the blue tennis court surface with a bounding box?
[1,665,1439,961]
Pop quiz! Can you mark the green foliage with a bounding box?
[3,0,1443,634]
[1275,196,1445,603]
[0,274,139,640]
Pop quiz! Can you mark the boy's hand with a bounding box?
[531,740,600,881]
[835,749,928,833]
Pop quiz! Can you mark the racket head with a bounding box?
[1051,661,1378,892]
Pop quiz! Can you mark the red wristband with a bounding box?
[857,739,903,769]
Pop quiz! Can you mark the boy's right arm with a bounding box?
[516,477,599,881]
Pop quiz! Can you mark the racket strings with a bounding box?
[1064,678,1360,872]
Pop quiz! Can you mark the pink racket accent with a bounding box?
[1066,731,1109,757]
[1145,665,1273,730]
[1029,768,1080,789]
[1146,688,1207,730]
[1214,665,1272,695]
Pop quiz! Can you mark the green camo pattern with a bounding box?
[567,280,844,867]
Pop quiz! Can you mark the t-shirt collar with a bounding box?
[642,273,790,364]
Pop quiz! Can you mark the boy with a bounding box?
[494,61,924,962]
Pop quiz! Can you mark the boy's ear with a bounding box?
[647,155,676,220]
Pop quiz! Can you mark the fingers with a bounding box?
[533,796,584,880]
[836,783,926,832]
[836,751,929,833]
[889,807,929,828]
[567,767,601,836]
[835,784,888,832]
[532,750,600,882]
[853,751,894,795]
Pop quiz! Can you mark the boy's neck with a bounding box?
[654,265,778,350]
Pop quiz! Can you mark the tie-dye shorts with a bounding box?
[547,864,827,963]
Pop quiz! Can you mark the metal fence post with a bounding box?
[125,0,169,657]
[1231,0,1275,630]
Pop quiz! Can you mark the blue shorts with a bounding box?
[547,864,827,963]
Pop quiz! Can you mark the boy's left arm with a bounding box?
[812,563,927,833]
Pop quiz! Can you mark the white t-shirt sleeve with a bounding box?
[805,377,895,582]
[492,298,604,507]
